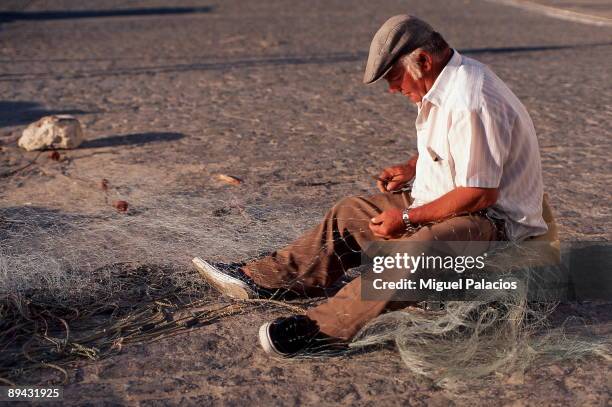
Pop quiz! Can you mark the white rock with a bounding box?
[18,115,84,151]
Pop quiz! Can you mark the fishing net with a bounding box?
[0,185,319,385]
[1,180,609,386]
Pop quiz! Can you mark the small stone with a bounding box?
[505,371,525,385]
[212,207,231,217]
[18,115,84,151]
[113,200,128,212]
[100,179,109,191]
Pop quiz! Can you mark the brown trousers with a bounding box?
[245,192,497,340]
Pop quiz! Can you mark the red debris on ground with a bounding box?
[48,151,61,161]
[112,200,129,212]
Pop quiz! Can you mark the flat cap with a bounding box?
[363,15,435,84]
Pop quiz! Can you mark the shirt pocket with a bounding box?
[425,144,457,188]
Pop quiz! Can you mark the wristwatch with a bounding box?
[402,209,418,233]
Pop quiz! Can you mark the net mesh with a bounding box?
[0,184,609,386]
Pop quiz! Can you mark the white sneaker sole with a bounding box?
[258,322,286,356]
[192,257,254,299]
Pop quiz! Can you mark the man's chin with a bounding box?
[405,94,421,103]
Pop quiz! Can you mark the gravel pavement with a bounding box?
[1,1,611,405]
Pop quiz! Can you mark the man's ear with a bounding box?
[419,52,434,74]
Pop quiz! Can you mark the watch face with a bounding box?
[402,211,411,227]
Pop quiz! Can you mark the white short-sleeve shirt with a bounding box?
[409,50,548,241]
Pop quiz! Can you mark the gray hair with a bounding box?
[398,31,449,79]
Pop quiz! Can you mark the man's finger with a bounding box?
[386,181,401,191]
[370,225,385,238]
[369,221,392,238]
[376,171,391,192]
[373,230,390,239]
[378,169,391,178]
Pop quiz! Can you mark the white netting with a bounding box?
[0,184,609,386]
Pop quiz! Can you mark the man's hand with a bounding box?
[377,158,417,192]
[369,208,405,239]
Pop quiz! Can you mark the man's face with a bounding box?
[384,63,424,104]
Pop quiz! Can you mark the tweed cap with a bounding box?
[363,15,435,84]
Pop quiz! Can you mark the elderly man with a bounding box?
[193,15,548,356]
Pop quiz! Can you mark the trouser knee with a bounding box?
[330,195,364,219]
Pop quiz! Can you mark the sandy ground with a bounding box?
[1,0,611,405]
[502,0,612,20]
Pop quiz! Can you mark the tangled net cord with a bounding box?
[0,188,315,385]
[0,185,609,387]
[0,264,308,386]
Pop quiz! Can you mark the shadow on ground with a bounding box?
[80,132,185,148]
[0,101,91,128]
[0,6,213,23]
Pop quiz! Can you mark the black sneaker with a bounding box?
[192,257,274,299]
[258,315,347,356]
